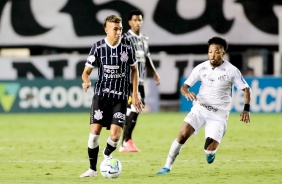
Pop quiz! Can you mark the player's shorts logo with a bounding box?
[94,109,103,120]
[113,112,125,120]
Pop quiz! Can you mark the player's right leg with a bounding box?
[80,124,102,177]
[156,106,204,175]
[80,96,104,178]
[156,122,195,175]
[203,111,227,164]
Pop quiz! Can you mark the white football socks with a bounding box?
[164,139,183,170]
[88,133,100,149]
[204,149,216,155]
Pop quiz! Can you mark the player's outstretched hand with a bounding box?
[82,82,91,92]
[240,111,250,123]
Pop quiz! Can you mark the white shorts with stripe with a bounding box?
[184,103,230,143]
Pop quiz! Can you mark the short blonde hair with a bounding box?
[103,15,122,28]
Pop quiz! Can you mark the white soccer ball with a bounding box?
[100,158,122,178]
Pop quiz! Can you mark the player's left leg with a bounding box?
[106,99,127,156]
[104,124,122,159]
[204,112,227,164]
[204,137,219,164]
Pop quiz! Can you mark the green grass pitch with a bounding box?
[0,112,281,184]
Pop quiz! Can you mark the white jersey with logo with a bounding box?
[184,60,249,111]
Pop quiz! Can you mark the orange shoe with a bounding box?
[119,139,140,152]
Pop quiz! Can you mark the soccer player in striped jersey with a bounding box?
[156,37,252,175]
[119,10,160,152]
[80,15,143,178]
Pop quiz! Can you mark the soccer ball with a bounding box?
[100,158,122,178]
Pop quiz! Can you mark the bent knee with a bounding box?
[204,137,219,150]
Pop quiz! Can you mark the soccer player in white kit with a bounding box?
[156,37,251,175]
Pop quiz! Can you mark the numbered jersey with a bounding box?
[85,38,137,100]
[123,30,150,86]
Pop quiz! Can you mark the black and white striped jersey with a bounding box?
[123,30,150,86]
[85,38,137,100]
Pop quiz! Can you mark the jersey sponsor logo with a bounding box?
[109,90,122,95]
[94,109,103,120]
[102,88,109,93]
[200,103,218,112]
[103,65,124,79]
[0,82,20,112]
[120,51,128,62]
[103,73,125,79]
[104,66,119,73]
[104,65,119,69]
[102,88,122,95]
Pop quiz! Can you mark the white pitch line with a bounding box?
[0,159,280,163]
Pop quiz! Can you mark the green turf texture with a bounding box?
[0,112,281,184]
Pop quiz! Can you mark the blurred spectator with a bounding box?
[245,67,254,76]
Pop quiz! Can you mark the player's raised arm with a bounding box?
[81,66,92,92]
[240,87,251,123]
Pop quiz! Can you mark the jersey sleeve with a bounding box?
[85,44,97,68]
[184,65,201,87]
[231,68,249,90]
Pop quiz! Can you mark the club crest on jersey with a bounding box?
[120,51,128,62]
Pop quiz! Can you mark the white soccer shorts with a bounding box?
[184,103,229,143]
